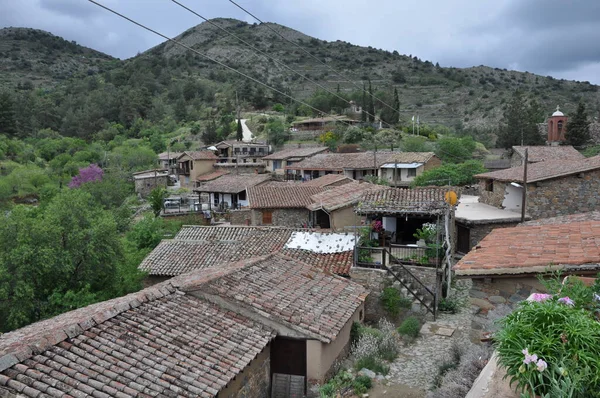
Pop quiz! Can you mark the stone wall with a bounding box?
[349,267,388,322]
[478,180,507,208]
[251,208,310,227]
[458,221,519,251]
[468,277,545,313]
[134,176,168,198]
[217,345,271,398]
[230,209,252,225]
[527,169,600,219]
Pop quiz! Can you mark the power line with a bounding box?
[88,0,470,164]
[170,0,384,125]
[87,0,360,131]
[227,0,401,118]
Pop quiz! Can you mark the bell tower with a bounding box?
[548,105,568,145]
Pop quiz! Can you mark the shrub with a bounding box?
[352,333,389,375]
[398,316,420,338]
[438,297,464,314]
[378,318,400,361]
[380,287,411,316]
[354,375,372,390]
[495,298,600,397]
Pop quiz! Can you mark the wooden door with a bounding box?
[271,338,306,378]
[457,224,471,254]
[262,210,273,224]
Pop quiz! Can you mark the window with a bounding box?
[238,190,246,201]
[485,179,494,192]
[190,161,194,170]
[262,210,273,225]
[213,193,219,206]
[407,168,417,178]
[273,160,281,169]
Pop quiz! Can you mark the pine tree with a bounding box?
[361,84,367,122]
[565,102,591,147]
[393,87,400,122]
[0,92,17,137]
[497,90,545,148]
[236,118,243,141]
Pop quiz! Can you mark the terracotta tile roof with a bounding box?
[483,159,511,170]
[195,173,271,194]
[196,169,229,182]
[307,182,387,212]
[302,174,354,187]
[262,147,328,160]
[158,151,183,160]
[248,186,324,208]
[356,187,456,215]
[0,275,275,398]
[286,152,398,171]
[453,220,600,276]
[387,152,436,164]
[141,226,356,277]
[194,253,368,343]
[520,212,600,227]
[179,150,218,161]
[140,227,292,276]
[512,145,585,163]
[475,155,600,183]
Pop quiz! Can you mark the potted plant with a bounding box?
[413,223,436,247]
[371,220,383,240]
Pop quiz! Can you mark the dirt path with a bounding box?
[368,383,425,398]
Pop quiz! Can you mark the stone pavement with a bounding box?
[386,279,476,389]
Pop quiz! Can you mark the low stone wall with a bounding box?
[478,180,507,208]
[230,209,252,225]
[349,267,388,322]
[467,277,544,315]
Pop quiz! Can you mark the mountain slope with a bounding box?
[0,27,116,88]
[138,18,599,127]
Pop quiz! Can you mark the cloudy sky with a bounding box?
[1,0,599,84]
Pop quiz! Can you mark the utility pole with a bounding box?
[521,149,528,222]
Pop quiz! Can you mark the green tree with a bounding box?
[565,102,591,147]
[497,90,545,148]
[148,187,168,217]
[202,118,218,145]
[367,80,375,123]
[401,136,430,152]
[412,160,486,186]
[236,118,243,141]
[266,118,289,147]
[0,92,17,137]
[435,136,477,163]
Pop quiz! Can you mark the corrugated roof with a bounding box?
[248,186,324,208]
[475,156,600,183]
[262,147,328,160]
[195,173,271,194]
[453,220,600,276]
[307,182,387,212]
[356,187,455,215]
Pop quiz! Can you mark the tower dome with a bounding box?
[552,105,564,117]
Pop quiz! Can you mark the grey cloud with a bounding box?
[39,0,101,19]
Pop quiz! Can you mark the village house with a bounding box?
[176,150,218,187]
[194,172,271,211]
[509,145,584,167]
[302,173,354,188]
[157,151,182,175]
[139,226,357,284]
[213,140,270,164]
[378,152,441,187]
[476,155,600,220]
[262,146,328,174]
[248,185,324,226]
[453,218,600,304]
[0,252,367,397]
[307,181,388,230]
[132,169,169,198]
[285,151,396,181]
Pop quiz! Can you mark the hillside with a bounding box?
[0,19,598,139]
[0,27,115,88]
[140,18,599,127]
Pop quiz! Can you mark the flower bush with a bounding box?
[495,296,600,397]
[413,222,437,242]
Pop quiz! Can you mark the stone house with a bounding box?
[176,150,218,187]
[132,169,168,198]
[453,218,600,304]
[247,185,324,226]
[509,145,584,167]
[454,195,525,254]
[378,152,441,187]
[262,146,328,174]
[194,172,271,211]
[307,181,388,230]
[139,226,357,284]
[0,253,367,397]
[302,173,354,188]
[157,151,182,175]
[476,155,600,220]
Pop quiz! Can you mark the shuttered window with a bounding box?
[262,210,273,225]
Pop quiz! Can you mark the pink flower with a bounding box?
[558,296,575,306]
[527,293,552,302]
[536,359,548,372]
[522,348,538,365]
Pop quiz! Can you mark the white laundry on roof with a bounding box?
[284,231,357,254]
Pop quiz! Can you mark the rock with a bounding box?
[488,295,507,304]
[470,305,481,315]
[385,375,391,380]
[376,375,386,381]
[358,368,377,379]
[469,289,488,299]
[362,394,369,398]
[469,297,495,310]
[508,294,523,303]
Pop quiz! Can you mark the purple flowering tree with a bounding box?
[68,164,104,189]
